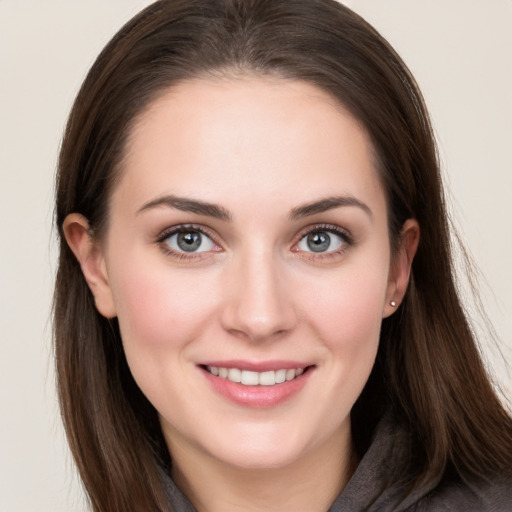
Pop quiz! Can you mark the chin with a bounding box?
[201,423,321,471]
[215,446,304,471]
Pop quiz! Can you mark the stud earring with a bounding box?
[390,300,397,307]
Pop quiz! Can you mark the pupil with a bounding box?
[177,231,201,252]
[307,232,330,252]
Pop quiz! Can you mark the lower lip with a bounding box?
[200,367,313,408]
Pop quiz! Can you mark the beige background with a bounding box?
[0,1,510,510]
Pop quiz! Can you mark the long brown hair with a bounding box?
[54,1,512,510]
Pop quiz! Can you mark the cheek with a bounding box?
[306,265,388,342]
[108,255,218,357]
[108,260,224,415]
[299,263,388,388]
[284,264,388,442]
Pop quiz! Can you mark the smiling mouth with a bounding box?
[203,365,312,386]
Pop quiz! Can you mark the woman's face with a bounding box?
[78,77,405,471]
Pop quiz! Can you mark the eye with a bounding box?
[296,229,348,254]
[163,228,216,253]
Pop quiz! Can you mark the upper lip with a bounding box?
[199,360,313,372]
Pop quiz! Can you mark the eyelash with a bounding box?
[293,224,354,261]
[156,224,221,261]
[155,223,354,261]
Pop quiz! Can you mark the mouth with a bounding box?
[203,365,309,386]
[198,362,315,407]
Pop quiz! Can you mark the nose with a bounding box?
[220,249,297,343]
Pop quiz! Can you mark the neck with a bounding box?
[167,425,357,512]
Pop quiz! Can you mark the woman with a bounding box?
[53,0,512,510]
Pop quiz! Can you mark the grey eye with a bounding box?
[298,231,344,253]
[165,230,215,253]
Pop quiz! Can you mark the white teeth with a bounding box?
[259,371,275,386]
[207,366,307,386]
[275,369,286,384]
[227,368,241,383]
[241,370,259,386]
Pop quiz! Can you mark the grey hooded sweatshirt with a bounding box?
[160,415,512,511]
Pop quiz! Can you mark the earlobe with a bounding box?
[383,219,420,318]
[63,213,117,318]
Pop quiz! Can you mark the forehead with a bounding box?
[114,76,386,219]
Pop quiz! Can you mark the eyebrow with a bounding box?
[137,194,372,222]
[137,195,232,221]
[289,195,373,220]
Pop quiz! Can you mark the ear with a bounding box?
[63,213,117,318]
[383,219,420,318]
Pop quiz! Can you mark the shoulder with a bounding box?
[414,476,512,512]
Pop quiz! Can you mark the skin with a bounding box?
[64,77,419,512]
